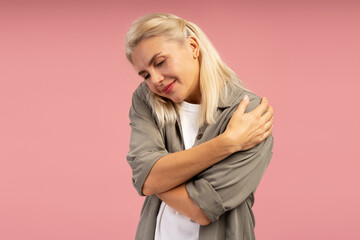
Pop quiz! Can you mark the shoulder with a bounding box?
[129,82,154,119]
[236,90,262,114]
[132,81,149,102]
[223,82,262,113]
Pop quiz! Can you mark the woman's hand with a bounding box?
[222,95,274,153]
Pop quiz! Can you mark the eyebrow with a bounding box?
[137,52,162,76]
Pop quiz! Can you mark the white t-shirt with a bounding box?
[154,101,201,240]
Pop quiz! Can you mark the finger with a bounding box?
[234,95,250,115]
[261,105,274,122]
[255,116,272,139]
[253,97,269,116]
[262,125,273,140]
[263,116,274,132]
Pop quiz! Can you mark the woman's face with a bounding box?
[131,36,201,104]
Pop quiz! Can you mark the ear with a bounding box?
[187,36,200,59]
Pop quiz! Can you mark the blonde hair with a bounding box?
[126,12,250,127]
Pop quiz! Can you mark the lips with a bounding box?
[162,80,176,94]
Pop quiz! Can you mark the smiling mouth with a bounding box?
[162,80,176,94]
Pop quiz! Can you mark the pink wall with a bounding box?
[1,0,359,239]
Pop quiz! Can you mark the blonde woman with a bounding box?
[126,13,274,240]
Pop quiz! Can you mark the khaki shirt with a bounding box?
[127,81,274,240]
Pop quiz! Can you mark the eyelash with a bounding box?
[144,60,165,80]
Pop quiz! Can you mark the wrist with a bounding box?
[216,132,240,154]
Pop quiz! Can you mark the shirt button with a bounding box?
[197,133,203,140]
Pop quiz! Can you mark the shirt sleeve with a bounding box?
[185,95,274,222]
[126,89,169,196]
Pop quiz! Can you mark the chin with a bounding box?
[169,95,184,103]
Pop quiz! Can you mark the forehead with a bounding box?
[131,36,181,68]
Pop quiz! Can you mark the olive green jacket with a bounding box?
[127,81,274,240]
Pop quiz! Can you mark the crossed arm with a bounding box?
[127,90,274,225]
[150,133,236,226]
[155,132,273,225]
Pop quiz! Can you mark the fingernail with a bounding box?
[243,95,249,101]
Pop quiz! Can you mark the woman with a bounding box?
[126,13,274,240]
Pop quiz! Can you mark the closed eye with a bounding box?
[143,60,166,80]
[156,60,165,67]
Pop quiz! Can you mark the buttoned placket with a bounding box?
[175,109,209,151]
[193,123,208,146]
[173,110,208,217]
[175,110,186,151]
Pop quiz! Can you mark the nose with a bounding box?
[150,70,164,86]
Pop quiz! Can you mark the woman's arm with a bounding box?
[142,95,273,196]
[155,95,274,224]
[156,133,273,225]
[142,133,234,196]
[156,183,211,226]
[127,86,273,197]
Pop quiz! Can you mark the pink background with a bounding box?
[1,0,359,239]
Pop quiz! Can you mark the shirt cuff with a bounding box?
[185,178,225,222]
[128,150,168,197]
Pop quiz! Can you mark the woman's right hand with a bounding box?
[222,95,274,152]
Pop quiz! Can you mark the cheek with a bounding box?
[146,82,165,97]
[167,59,182,77]
[145,82,157,93]
[180,60,194,77]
